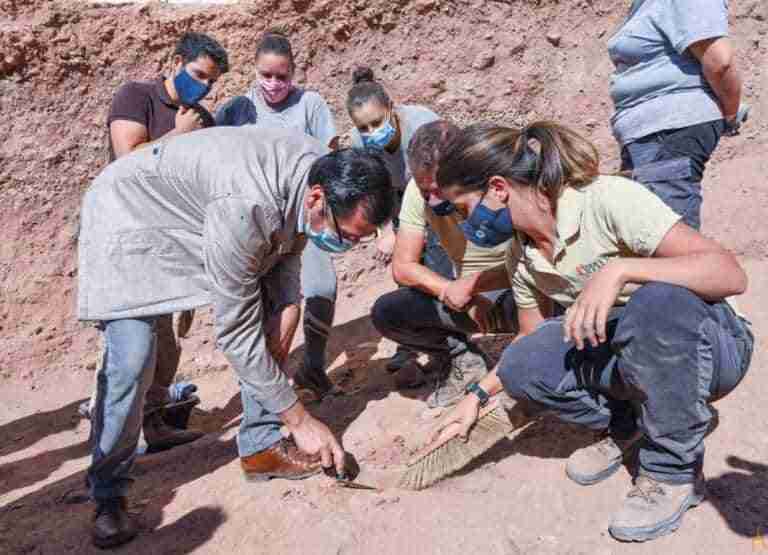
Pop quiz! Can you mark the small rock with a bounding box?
[373,494,400,507]
[132,4,150,17]
[546,32,562,47]
[472,52,495,70]
[509,42,526,56]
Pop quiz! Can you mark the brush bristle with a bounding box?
[398,405,517,490]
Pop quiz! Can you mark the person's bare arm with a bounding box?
[689,37,741,121]
[516,305,547,339]
[619,222,747,300]
[565,222,747,349]
[392,228,452,296]
[109,107,202,159]
[109,120,151,159]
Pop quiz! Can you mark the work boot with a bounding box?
[92,497,137,549]
[393,362,427,389]
[241,438,322,482]
[394,354,450,390]
[293,365,336,402]
[426,348,488,408]
[385,347,417,373]
[142,411,204,452]
[609,475,706,542]
[566,432,642,485]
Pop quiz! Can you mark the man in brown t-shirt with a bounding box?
[107,32,226,161]
[101,32,229,452]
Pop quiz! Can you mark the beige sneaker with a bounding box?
[609,475,706,542]
[566,432,642,485]
[426,349,488,408]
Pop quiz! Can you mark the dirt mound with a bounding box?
[1,1,767,553]
[1,0,766,381]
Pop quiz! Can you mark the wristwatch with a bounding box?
[466,382,490,407]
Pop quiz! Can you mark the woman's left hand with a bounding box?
[564,261,626,350]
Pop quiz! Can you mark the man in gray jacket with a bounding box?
[78,126,393,548]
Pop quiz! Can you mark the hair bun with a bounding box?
[352,66,375,85]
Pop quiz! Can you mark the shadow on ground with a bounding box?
[708,456,768,539]
[0,314,389,553]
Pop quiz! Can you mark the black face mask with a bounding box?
[427,196,456,217]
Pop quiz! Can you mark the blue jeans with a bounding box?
[497,283,753,484]
[88,317,283,500]
[621,120,724,230]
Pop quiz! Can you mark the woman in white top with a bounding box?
[216,30,340,400]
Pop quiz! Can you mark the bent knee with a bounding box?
[623,283,702,323]
[371,291,407,334]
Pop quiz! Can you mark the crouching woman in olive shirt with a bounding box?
[430,122,754,543]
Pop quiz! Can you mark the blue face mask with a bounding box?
[427,197,456,217]
[361,119,396,150]
[173,67,211,106]
[459,195,515,247]
[307,227,355,253]
[306,205,356,253]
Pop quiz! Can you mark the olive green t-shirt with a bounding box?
[398,179,509,277]
[506,174,682,309]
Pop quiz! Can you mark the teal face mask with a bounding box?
[361,119,396,150]
[307,203,355,253]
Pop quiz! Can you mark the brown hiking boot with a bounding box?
[241,438,322,482]
[142,411,204,452]
[92,497,137,549]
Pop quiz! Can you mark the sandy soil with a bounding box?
[1,1,767,554]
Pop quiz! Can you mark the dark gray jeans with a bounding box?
[497,283,753,484]
[621,119,725,230]
[371,286,518,358]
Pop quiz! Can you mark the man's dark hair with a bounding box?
[407,120,461,177]
[174,32,230,74]
[308,149,394,226]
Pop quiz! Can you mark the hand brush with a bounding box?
[398,393,530,490]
